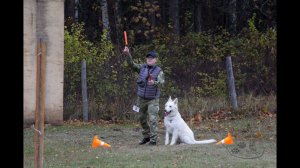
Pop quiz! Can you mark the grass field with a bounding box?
[24,115,276,168]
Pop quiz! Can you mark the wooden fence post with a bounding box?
[34,39,46,168]
[225,56,238,110]
[82,59,88,122]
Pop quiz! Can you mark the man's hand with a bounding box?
[147,80,154,85]
[123,46,130,55]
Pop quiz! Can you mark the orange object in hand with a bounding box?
[124,31,128,46]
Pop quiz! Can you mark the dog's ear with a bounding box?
[168,96,172,102]
[173,98,178,104]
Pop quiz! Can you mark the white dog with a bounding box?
[164,96,217,145]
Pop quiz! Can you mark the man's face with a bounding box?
[146,57,157,66]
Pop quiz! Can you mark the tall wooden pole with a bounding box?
[34,39,41,168]
[82,59,88,121]
[225,56,238,110]
[34,39,46,168]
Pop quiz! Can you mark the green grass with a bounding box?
[24,116,276,168]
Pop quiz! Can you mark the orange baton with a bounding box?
[124,31,128,46]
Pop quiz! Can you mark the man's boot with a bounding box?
[148,141,157,145]
[139,137,150,145]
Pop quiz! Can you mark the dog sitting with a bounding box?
[164,96,217,145]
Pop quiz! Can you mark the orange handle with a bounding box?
[124,31,128,46]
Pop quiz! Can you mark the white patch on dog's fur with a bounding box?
[164,96,217,145]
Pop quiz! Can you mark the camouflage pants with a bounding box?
[137,97,159,143]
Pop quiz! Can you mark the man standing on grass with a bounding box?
[122,46,165,146]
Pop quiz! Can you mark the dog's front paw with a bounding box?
[165,140,169,145]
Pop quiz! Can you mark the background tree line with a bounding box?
[63,0,276,121]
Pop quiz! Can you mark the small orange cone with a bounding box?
[92,135,111,148]
[216,132,234,145]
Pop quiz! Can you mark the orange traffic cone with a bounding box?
[216,132,234,145]
[92,135,111,148]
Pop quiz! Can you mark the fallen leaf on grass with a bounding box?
[255,131,262,138]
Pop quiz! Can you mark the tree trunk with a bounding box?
[160,0,167,26]
[149,0,156,28]
[206,0,213,31]
[75,0,79,22]
[237,0,249,32]
[228,0,236,34]
[169,0,180,35]
[113,0,121,51]
[194,0,202,33]
[101,0,110,30]
[64,0,75,21]
[100,0,111,40]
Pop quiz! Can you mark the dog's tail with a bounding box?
[194,139,217,144]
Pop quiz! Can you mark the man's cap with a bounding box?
[146,51,158,58]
